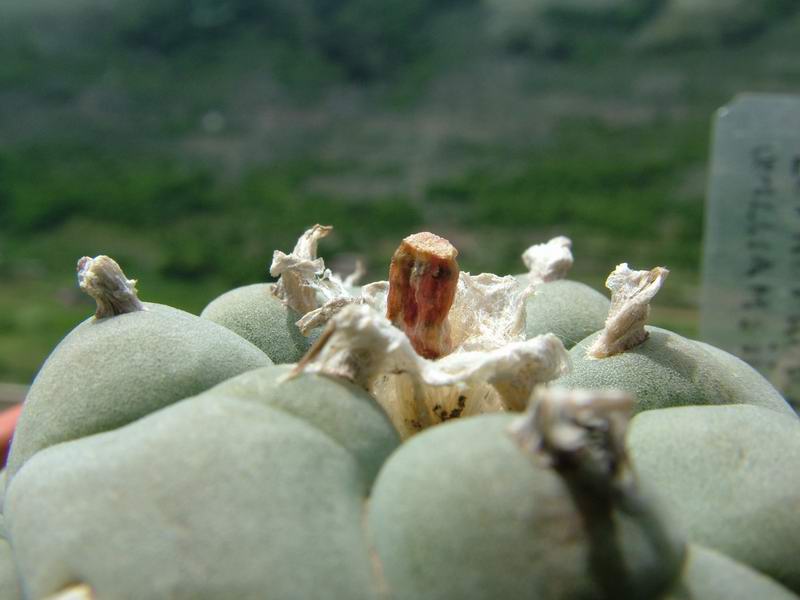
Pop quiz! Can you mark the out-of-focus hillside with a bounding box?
[1,0,799,382]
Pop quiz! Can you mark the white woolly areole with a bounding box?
[521,236,573,284]
[588,263,669,358]
[293,304,569,438]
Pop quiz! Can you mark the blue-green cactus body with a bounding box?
[201,283,316,364]
[628,404,800,592]
[6,303,272,482]
[368,413,684,600]
[557,327,794,416]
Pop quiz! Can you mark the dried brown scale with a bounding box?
[386,232,459,359]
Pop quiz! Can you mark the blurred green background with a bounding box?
[1,0,799,385]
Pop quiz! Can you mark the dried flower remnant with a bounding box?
[293,304,569,437]
[272,227,528,352]
[270,225,374,334]
[522,236,574,285]
[508,387,634,483]
[270,224,347,316]
[588,264,669,359]
[282,226,568,437]
[386,232,459,359]
[77,256,146,319]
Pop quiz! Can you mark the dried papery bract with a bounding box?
[292,304,569,437]
[522,236,573,285]
[274,228,529,351]
[270,224,333,315]
[342,258,367,287]
[295,280,388,336]
[291,304,434,432]
[508,387,634,484]
[386,232,459,359]
[447,272,533,352]
[77,256,145,319]
[292,305,410,390]
[588,263,669,359]
[270,224,353,316]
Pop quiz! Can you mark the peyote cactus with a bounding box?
[1,226,797,600]
[5,256,272,483]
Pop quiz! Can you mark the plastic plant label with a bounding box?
[700,93,800,410]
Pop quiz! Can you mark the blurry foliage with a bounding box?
[633,0,800,49]
[116,0,476,81]
[486,0,800,59]
[486,0,663,59]
[0,150,423,286]
[428,118,705,270]
[0,149,216,232]
[1,0,796,89]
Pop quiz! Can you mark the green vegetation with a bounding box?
[1,0,799,382]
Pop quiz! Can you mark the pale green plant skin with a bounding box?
[198,364,400,486]
[3,366,691,600]
[0,471,17,598]
[368,413,684,600]
[201,283,317,364]
[628,404,800,593]
[0,537,21,600]
[515,276,610,349]
[666,545,799,600]
[557,326,795,416]
[4,377,390,600]
[6,303,272,483]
